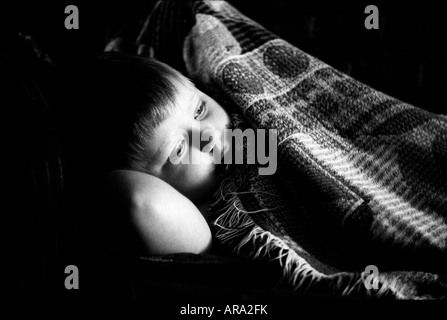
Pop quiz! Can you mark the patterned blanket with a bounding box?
[133,0,447,299]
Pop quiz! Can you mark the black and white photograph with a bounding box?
[4,0,447,311]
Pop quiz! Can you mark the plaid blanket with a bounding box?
[133,0,447,299]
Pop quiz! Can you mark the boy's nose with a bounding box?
[200,129,221,153]
[200,136,213,153]
[199,124,228,155]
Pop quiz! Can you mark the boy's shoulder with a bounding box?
[100,170,213,255]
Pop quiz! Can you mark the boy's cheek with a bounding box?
[174,164,219,193]
[179,163,215,184]
[209,96,231,128]
[218,105,231,128]
[188,146,218,166]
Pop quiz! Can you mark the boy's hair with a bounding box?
[61,52,185,175]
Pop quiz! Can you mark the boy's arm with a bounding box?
[99,170,212,255]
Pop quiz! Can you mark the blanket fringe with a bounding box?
[208,175,430,299]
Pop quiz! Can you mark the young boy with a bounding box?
[63,52,232,256]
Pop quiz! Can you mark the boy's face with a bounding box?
[145,79,232,203]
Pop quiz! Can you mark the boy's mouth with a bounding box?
[215,162,228,176]
[216,145,232,176]
[215,151,228,175]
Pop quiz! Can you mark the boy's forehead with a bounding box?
[176,76,196,93]
[173,78,198,110]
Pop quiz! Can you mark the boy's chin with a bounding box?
[187,171,225,204]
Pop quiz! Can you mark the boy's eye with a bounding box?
[194,101,207,120]
[175,140,186,158]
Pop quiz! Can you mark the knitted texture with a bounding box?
[133,1,447,299]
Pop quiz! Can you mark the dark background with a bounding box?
[4,0,447,299]
[5,0,447,114]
